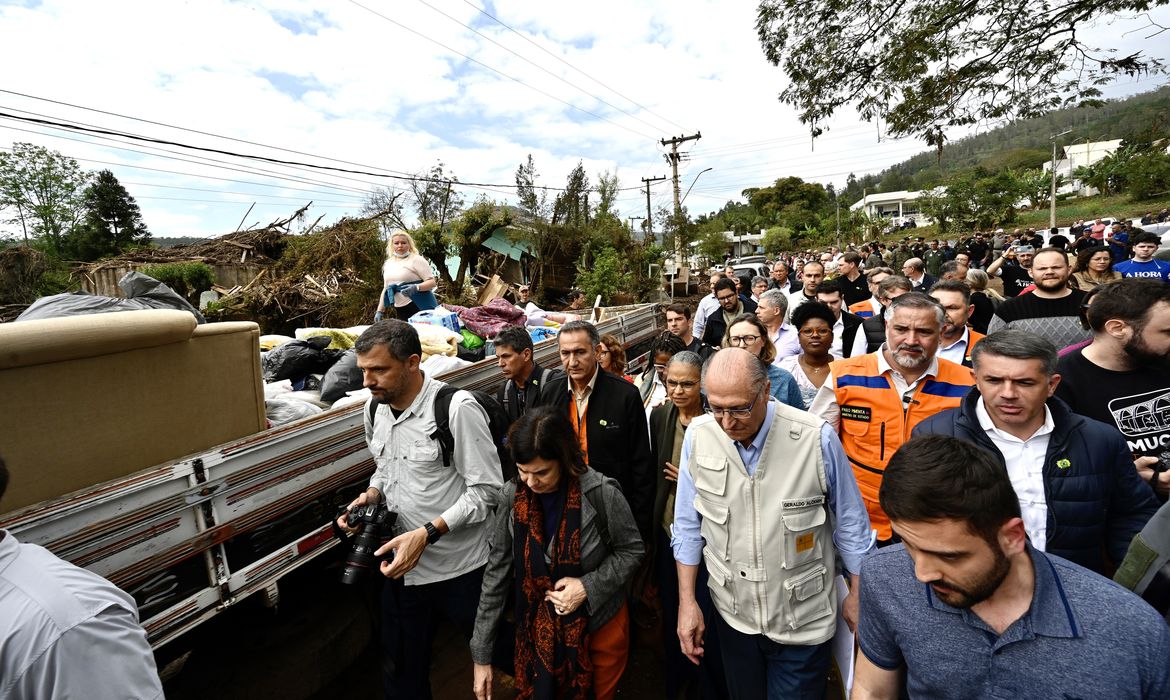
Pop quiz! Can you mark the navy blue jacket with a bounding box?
[913,390,1159,574]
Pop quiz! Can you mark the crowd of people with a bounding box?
[6,220,1170,700]
[327,217,1170,700]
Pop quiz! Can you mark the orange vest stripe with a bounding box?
[831,353,974,540]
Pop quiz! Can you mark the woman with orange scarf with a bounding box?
[470,406,644,700]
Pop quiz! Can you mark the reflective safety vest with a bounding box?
[849,298,881,319]
[830,353,974,540]
[962,329,986,367]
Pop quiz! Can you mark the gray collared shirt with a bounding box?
[366,373,502,585]
[0,531,164,700]
[859,543,1170,699]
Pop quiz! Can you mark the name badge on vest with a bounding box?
[781,496,825,509]
[841,405,872,423]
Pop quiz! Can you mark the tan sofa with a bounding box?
[0,309,265,514]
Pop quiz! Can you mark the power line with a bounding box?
[459,0,690,133]
[123,181,365,203]
[0,88,644,192]
[411,0,674,136]
[347,0,657,141]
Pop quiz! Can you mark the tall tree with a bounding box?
[755,0,1166,149]
[69,170,151,261]
[409,161,464,225]
[360,185,409,236]
[0,143,91,254]
[552,161,590,227]
[514,154,547,221]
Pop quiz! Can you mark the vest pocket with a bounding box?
[692,455,728,496]
[783,564,832,629]
[702,547,737,616]
[781,506,826,570]
[694,497,730,561]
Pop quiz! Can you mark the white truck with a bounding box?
[0,303,661,649]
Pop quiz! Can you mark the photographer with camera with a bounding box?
[338,320,503,700]
[470,406,644,700]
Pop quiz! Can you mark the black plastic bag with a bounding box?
[320,350,364,404]
[262,336,341,383]
[17,271,206,323]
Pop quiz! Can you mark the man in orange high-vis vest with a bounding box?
[809,293,974,543]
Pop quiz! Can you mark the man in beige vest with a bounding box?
[672,349,875,699]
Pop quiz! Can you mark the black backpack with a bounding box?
[368,385,517,482]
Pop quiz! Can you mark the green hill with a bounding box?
[839,85,1170,203]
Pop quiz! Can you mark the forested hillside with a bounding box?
[839,86,1170,204]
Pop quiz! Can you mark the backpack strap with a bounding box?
[431,385,458,468]
[367,397,378,426]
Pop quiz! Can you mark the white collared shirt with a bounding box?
[569,365,602,418]
[937,327,972,366]
[809,348,940,431]
[830,315,869,360]
[975,397,1053,550]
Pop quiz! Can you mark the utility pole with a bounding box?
[661,132,702,220]
[1050,129,1072,230]
[641,175,667,243]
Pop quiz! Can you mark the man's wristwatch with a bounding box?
[424,522,442,545]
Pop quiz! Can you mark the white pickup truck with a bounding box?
[0,303,661,649]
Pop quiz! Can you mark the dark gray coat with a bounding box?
[469,468,645,665]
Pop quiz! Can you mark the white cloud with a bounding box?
[0,0,1167,239]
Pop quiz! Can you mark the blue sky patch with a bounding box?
[258,70,323,100]
[271,9,336,36]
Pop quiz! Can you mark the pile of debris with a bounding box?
[201,209,385,333]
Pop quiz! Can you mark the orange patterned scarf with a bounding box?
[513,476,591,699]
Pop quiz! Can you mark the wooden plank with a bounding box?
[475,274,507,306]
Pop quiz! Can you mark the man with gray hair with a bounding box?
[672,348,873,698]
[756,288,800,362]
[913,329,1159,574]
[810,292,975,545]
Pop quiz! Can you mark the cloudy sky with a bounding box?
[1,0,1168,238]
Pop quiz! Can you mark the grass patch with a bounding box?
[1015,193,1170,228]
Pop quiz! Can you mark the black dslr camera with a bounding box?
[336,502,397,585]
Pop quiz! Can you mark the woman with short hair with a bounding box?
[470,407,644,700]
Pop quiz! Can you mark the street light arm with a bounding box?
[681,167,713,205]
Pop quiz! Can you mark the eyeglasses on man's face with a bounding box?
[728,334,760,346]
[706,391,761,420]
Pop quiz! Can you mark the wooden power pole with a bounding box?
[662,132,702,219]
[641,175,667,242]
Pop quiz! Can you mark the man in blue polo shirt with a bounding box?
[852,435,1170,700]
[1115,232,1170,282]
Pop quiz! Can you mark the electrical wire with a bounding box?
[347,0,657,141]
[458,0,691,133]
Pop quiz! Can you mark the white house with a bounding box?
[1044,139,1123,197]
[849,190,934,226]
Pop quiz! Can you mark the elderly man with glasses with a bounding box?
[671,348,874,699]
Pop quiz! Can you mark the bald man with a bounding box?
[671,349,874,699]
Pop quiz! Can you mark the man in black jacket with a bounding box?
[494,325,560,426]
[543,320,655,541]
[700,277,757,348]
[913,329,1159,574]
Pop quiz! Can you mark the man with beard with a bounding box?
[345,320,503,699]
[913,330,1159,574]
[810,293,975,545]
[1056,279,1170,500]
[929,280,984,367]
[693,272,727,342]
[852,435,1170,700]
[987,248,1089,349]
[987,244,1035,298]
[701,277,758,347]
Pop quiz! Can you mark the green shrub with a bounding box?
[141,262,215,299]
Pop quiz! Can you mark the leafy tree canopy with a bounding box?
[0,142,91,255]
[756,0,1167,149]
[69,169,151,261]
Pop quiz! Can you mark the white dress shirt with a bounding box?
[693,293,720,340]
[937,327,973,366]
[830,315,870,360]
[975,397,1053,550]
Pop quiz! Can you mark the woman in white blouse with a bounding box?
[777,301,836,410]
[375,230,437,321]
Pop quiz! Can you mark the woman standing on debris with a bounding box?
[375,230,437,322]
[470,406,644,700]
